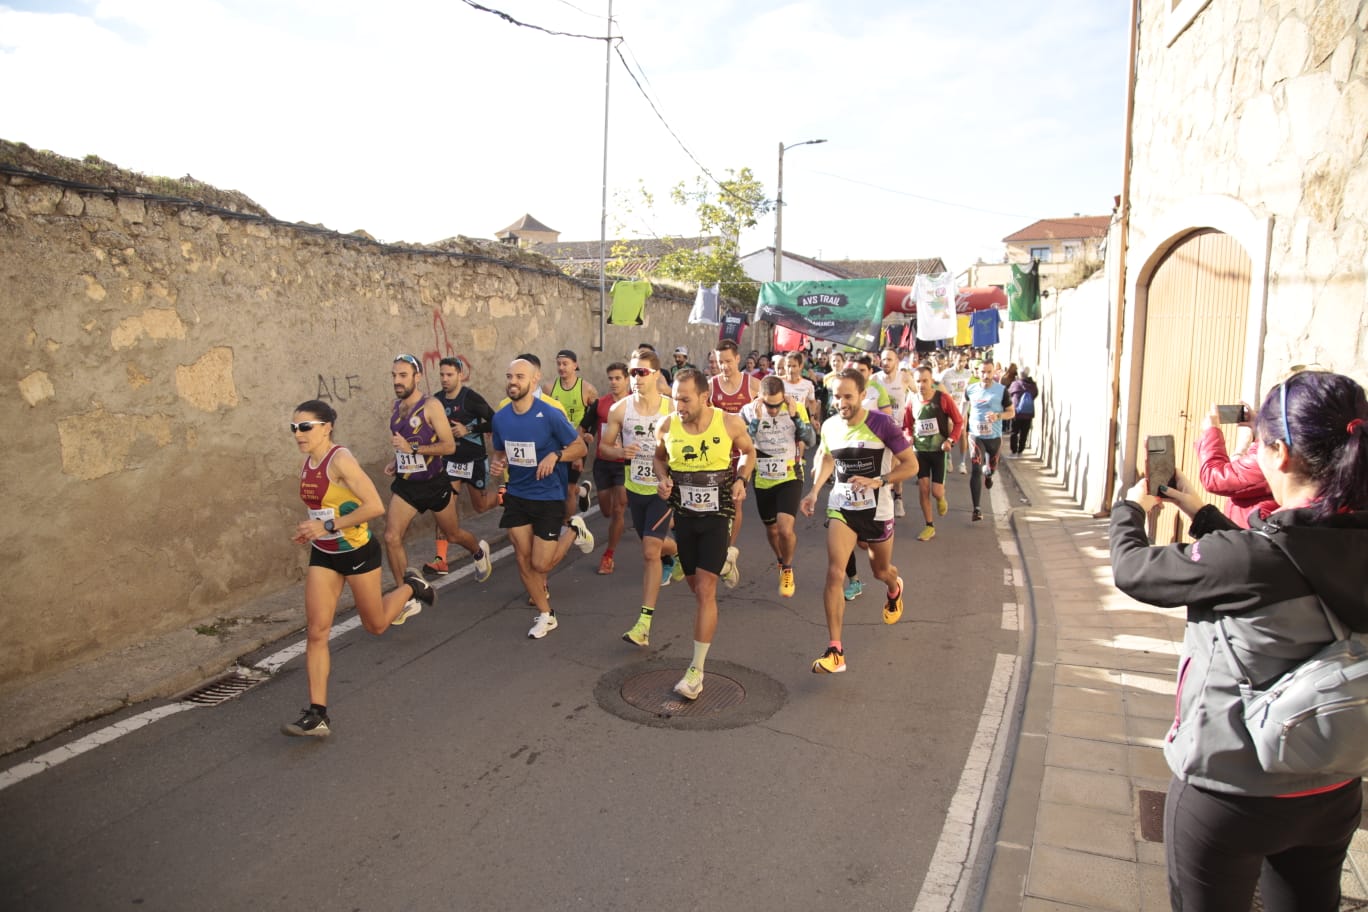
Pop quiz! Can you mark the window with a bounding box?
[1029,247,1051,263]
[1062,243,1081,262]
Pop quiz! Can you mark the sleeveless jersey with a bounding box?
[592,394,622,463]
[710,374,753,414]
[818,410,909,521]
[299,446,369,553]
[741,399,811,490]
[665,407,736,519]
[909,395,949,451]
[548,377,587,428]
[390,396,442,480]
[622,396,672,496]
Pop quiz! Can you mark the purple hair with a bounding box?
[1256,371,1368,519]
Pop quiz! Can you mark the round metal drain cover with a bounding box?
[595,659,786,730]
[620,669,745,717]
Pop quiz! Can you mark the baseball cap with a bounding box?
[674,346,688,357]
[556,349,578,363]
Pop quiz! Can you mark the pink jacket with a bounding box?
[1194,426,1278,528]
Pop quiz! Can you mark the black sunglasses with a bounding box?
[290,421,328,433]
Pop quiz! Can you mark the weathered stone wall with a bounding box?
[0,165,727,689]
[1121,0,1367,428]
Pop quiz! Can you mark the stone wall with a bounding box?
[0,163,730,689]
[1119,0,1367,456]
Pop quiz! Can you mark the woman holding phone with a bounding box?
[1109,371,1368,910]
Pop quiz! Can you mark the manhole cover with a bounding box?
[620,669,746,717]
[595,659,786,730]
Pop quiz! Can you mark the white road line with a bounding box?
[1001,601,1019,631]
[913,653,1021,912]
[1003,567,1015,587]
[0,703,198,793]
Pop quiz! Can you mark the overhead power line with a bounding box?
[457,0,606,40]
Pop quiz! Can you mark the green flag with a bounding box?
[1007,261,1040,322]
[755,278,887,352]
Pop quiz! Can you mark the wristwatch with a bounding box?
[323,519,336,533]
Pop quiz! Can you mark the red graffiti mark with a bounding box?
[421,308,470,392]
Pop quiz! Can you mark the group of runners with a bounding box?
[285,341,1028,737]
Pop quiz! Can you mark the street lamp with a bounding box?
[774,138,826,282]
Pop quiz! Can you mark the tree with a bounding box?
[613,167,770,306]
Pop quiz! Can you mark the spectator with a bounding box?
[1008,368,1039,457]
[1196,401,1277,527]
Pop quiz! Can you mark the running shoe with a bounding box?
[622,618,650,646]
[918,524,936,542]
[843,577,864,601]
[972,508,983,522]
[674,666,704,700]
[569,515,595,554]
[937,495,949,516]
[422,556,449,577]
[473,540,493,583]
[985,473,994,490]
[811,646,846,674]
[281,706,331,737]
[576,479,594,514]
[721,546,741,589]
[597,552,615,575]
[660,556,676,587]
[670,555,685,583]
[883,577,904,624]
[778,566,795,598]
[959,464,968,475]
[527,612,558,639]
[403,569,436,607]
[391,597,423,626]
[497,482,507,506]
[894,498,906,518]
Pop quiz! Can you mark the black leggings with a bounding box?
[968,436,1001,509]
[1010,415,1034,454]
[1164,776,1360,912]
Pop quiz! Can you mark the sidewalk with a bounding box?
[984,453,1368,910]
[0,505,516,757]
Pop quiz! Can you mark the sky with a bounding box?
[0,0,1129,272]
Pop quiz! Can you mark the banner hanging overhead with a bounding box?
[1007,261,1041,322]
[755,278,887,352]
[913,272,958,341]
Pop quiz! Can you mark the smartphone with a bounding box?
[1216,404,1249,424]
[1145,435,1176,496]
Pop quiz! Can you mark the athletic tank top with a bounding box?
[622,395,671,496]
[299,446,370,553]
[549,377,586,428]
[710,374,752,414]
[910,395,948,451]
[665,407,735,518]
[593,394,622,463]
[390,396,442,480]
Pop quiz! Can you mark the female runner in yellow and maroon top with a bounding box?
[283,399,437,739]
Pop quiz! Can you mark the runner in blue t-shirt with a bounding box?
[490,355,594,639]
[965,361,1015,523]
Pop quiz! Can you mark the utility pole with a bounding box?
[773,138,826,283]
[595,0,613,352]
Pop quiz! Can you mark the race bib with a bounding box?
[506,440,537,468]
[679,483,720,513]
[395,451,426,474]
[630,455,658,487]
[447,460,475,480]
[914,417,938,437]
[832,481,875,511]
[757,457,789,481]
[974,419,994,436]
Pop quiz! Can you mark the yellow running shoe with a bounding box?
[778,565,795,597]
[918,524,936,542]
[883,577,904,624]
[622,617,650,646]
[936,495,949,516]
[811,646,846,674]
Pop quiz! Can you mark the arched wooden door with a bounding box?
[1136,229,1252,543]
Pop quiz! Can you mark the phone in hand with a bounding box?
[1216,404,1249,424]
[1145,435,1176,496]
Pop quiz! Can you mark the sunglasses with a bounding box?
[763,399,785,411]
[629,368,654,377]
[290,421,328,433]
[394,353,421,371]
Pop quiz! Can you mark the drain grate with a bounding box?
[1137,789,1165,842]
[179,668,267,706]
[620,669,746,717]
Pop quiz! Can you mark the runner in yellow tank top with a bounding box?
[653,368,755,703]
[547,349,599,525]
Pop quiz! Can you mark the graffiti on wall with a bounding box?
[316,374,363,402]
[421,308,471,390]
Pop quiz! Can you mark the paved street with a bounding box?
[0,478,1023,912]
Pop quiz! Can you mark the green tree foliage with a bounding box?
[613,168,770,306]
